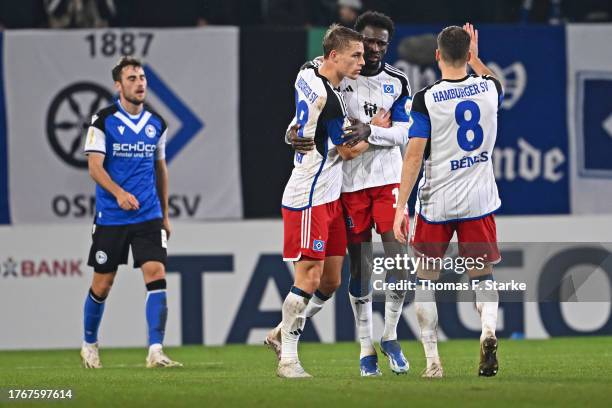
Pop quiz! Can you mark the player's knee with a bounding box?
[320,274,341,294]
[304,265,323,292]
[143,262,166,282]
[305,275,321,292]
[91,277,114,298]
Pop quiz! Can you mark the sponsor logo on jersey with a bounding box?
[118,125,125,135]
[313,239,325,252]
[112,141,157,158]
[363,102,378,118]
[383,84,394,94]
[450,152,489,171]
[342,85,354,92]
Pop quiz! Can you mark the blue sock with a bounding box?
[146,279,168,346]
[83,288,106,344]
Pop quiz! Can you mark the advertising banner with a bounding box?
[566,24,612,214]
[1,216,611,350]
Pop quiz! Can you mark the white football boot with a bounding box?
[277,360,312,378]
[264,323,282,360]
[422,360,444,378]
[146,344,183,368]
[81,342,102,369]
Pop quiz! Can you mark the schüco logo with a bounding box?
[112,141,157,157]
[1,257,83,278]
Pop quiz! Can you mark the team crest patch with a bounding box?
[145,124,157,138]
[313,239,325,252]
[95,251,108,264]
[383,84,394,94]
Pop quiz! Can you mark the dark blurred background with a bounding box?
[1,0,611,29]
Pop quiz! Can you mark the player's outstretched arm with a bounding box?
[393,137,427,243]
[155,159,171,238]
[463,23,496,78]
[88,153,139,211]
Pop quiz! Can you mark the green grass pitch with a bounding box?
[1,337,611,407]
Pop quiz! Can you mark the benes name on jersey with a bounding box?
[432,81,490,103]
[451,151,489,171]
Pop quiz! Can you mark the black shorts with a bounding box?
[87,218,167,273]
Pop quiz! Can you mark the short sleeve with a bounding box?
[84,114,106,154]
[390,75,412,122]
[326,117,345,145]
[156,129,167,160]
[483,74,504,108]
[408,90,430,139]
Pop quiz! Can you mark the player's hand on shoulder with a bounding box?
[370,108,391,128]
[393,210,408,244]
[116,190,139,211]
[300,56,323,71]
[288,124,315,153]
[343,118,371,147]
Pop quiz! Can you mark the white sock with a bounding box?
[148,343,162,354]
[304,291,329,318]
[475,280,499,342]
[280,291,309,362]
[415,281,439,367]
[349,293,375,358]
[381,291,406,342]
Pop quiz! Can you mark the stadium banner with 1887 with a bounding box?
[0,27,242,224]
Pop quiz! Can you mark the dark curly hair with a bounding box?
[354,11,395,39]
[111,56,143,82]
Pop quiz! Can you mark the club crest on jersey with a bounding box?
[118,125,125,135]
[313,239,325,252]
[383,84,394,94]
[145,124,157,138]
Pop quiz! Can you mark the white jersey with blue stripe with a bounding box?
[282,67,350,210]
[409,74,503,223]
[84,101,167,225]
[339,63,412,192]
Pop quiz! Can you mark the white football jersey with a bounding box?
[282,67,350,210]
[340,63,412,192]
[409,74,503,222]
